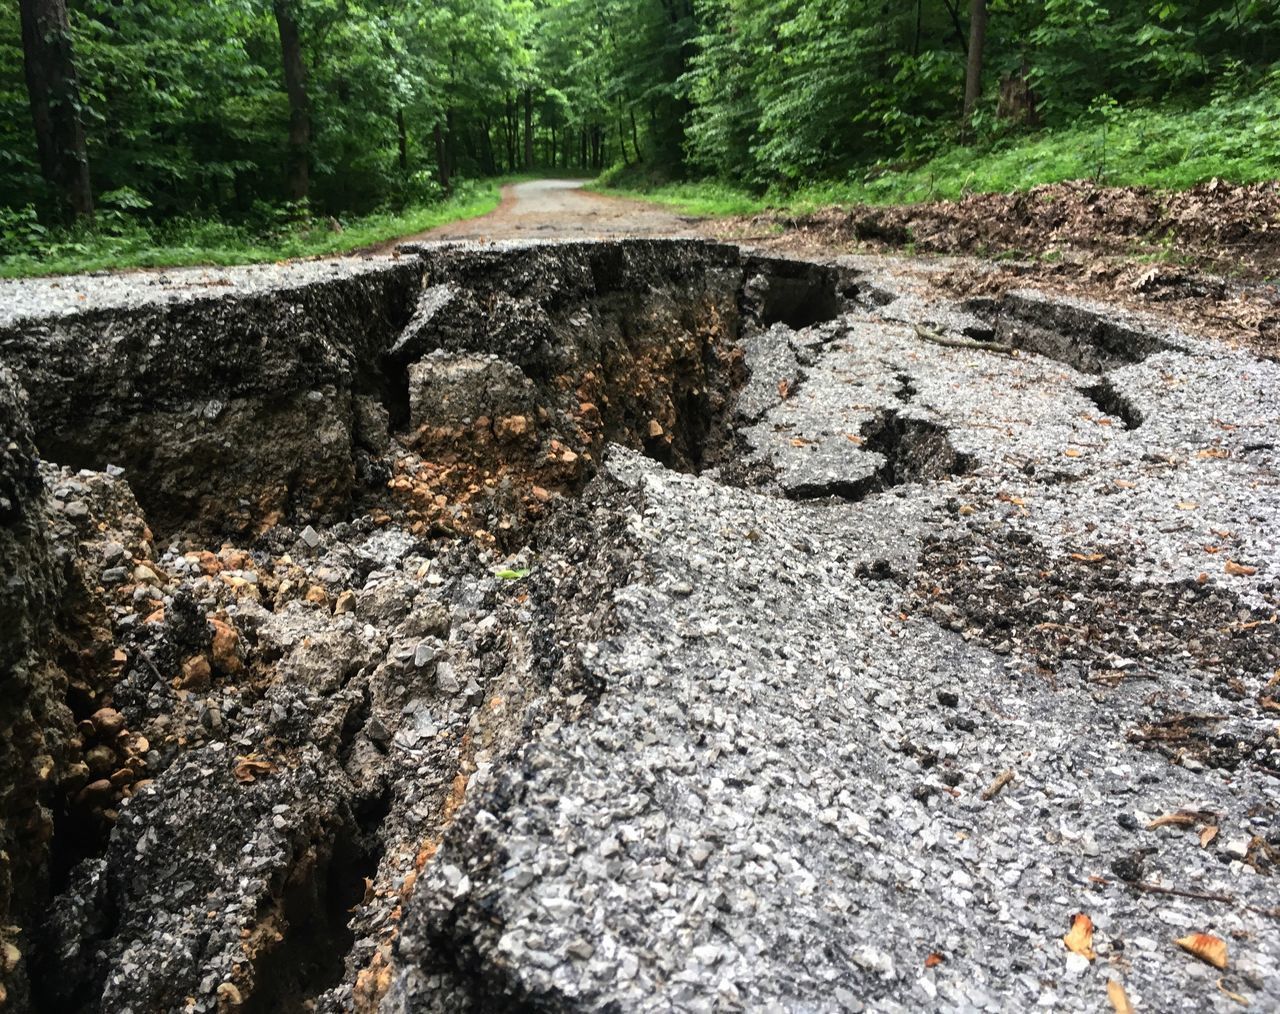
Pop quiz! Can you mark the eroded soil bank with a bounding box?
[0,239,1277,1013]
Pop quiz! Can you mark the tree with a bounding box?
[963,0,988,123]
[18,0,92,221]
[273,0,311,201]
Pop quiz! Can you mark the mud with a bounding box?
[1,236,1278,1013]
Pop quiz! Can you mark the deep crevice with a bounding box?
[1080,378,1144,429]
[788,410,973,502]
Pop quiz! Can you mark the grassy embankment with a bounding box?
[0,177,513,279]
[593,95,1279,217]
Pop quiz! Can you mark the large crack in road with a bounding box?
[1,239,1277,1013]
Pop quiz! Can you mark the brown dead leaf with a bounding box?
[1063,913,1096,960]
[1147,811,1199,830]
[1204,545,1221,554]
[1064,448,1083,458]
[1114,479,1137,489]
[1176,501,1199,511]
[1225,561,1258,576]
[845,433,863,445]
[1200,826,1219,848]
[1107,979,1135,1014]
[233,755,277,784]
[1176,932,1229,969]
[1197,448,1231,459]
[1070,552,1106,562]
[924,952,944,968]
[777,379,791,400]
[789,437,814,447]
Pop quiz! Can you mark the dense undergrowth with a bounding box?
[0,179,501,279]
[597,91,1280,216]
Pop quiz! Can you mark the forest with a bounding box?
[4,0,1279,269]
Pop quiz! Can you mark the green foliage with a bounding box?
[0,179,501,278]
[605,91,1280,213]
[3,0,1279,273]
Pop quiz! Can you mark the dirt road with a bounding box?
[392,178,700,244]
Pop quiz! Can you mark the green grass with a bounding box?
[596,93,1280,216]
[0,178,506,279]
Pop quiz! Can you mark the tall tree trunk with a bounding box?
[522,89,533,169]
[434,123,449,191]
[963,0,988,123]
[445,107,457,181]
[481,117,496,175]
[617,112,630,166]
[273,0,310,202]
[397,107,409,175]
[19,0,93,222]
[630,108,641,163]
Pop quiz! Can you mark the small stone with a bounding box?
[648,419,665,438]
[936,690,960,707]
[334,590,357,615]
[304,585,328,607]
[300,525,321,548]
[132,564,160,584]
[64,500,89,519]
[414,641,436,668]
[216,982,242,1005]
[496,415,530,440]
[178,655,212,691]
[91,707,126,739]
[210,618,242,675]
[102,566,128,583]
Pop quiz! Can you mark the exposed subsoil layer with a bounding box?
[1,237,1278,1013]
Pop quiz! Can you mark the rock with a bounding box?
[132,564,160,584]
[407,354,537,433]
[334,590,357,615]
[300,525,321,549]
[209,618,242,675]
[91,708,126,739]
[178,655,213,691]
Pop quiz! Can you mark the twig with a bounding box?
[1133,881,1236,904]
[980,768,1015,800]
[912,323,1017,356]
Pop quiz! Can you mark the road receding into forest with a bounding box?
[389,178,700,245]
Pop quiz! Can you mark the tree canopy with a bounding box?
[3,0,1278,225]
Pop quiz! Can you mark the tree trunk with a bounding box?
[963,0,988,123]
[522,89,533,169]
[19,0,92,222]
[434,123,449,191]
[630,108,641,163]
[273,0,310,202]
[397,107,409,175]
[617,112,629,166]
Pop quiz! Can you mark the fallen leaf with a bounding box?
[1147,811,1199,830]
[1064,448,1083,457]
[777,379,791,400]
[1176,501,1199,510]
[1204,545,1221,554]
[1063,913,1096,960]
[1071,552,1106,562]
[1197,448,1231,459]
[789,437,813,447]
[1107,979,1135,1014]
[1176,932,1229,970]
[1200,826,1219,848]
[844,433,863,445]
[924,952,944,968]
[1114,479,1137,489]
[1225,561,1257,576]
[233,755,277,783]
